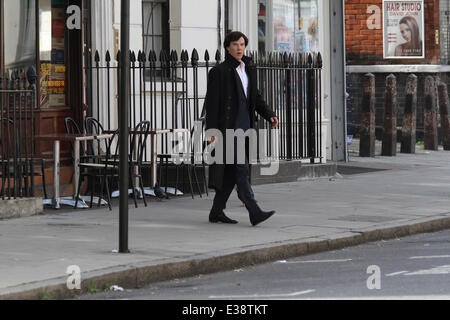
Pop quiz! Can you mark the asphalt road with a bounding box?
[77,229,450,300]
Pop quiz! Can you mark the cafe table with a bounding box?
[36,133,113,209]
[104,128,189,198]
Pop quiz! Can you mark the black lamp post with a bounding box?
[119,0,130,253]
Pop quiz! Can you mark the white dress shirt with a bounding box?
[236,61,248,98]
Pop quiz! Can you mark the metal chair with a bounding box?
[157,119,208,199]
[73,130,119,210]
[129,120,151,207]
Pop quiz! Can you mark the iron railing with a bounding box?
[0,69,37,199]
[85,48,323,163]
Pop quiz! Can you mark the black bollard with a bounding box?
[438,82,450,151]
[382,74,397,156]
[360,73,376,157]
[401,74,417,154]
[424,76,438,150]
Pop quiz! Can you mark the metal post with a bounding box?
[119,0,130,254]
[401,74,417,154]
[424,76,438,150]
[382,74,397,157]
[359,73,376,157]
[438,81,450,150]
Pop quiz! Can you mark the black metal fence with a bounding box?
[0,69,37,199]
[85,48,323,163]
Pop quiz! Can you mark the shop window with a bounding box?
[258,0,267,53]
[39,0,67,108]
[142,0,169,79]
[1,0,36,82]
[258,0,319,54]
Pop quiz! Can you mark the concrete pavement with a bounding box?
[1,145,450,299]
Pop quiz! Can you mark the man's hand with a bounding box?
[208,136,216,144]
[270,117,279,129]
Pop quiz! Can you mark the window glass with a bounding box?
[271,0,319,53]
[3,0,36,75]
[258,0,267,53]
[39,0,66,108]
[142,0,169,57]
[142,0,169,78]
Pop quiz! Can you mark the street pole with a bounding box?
[119,0,130,253]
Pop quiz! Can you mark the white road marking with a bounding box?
[410,255,450,260]
[276,259,352,264]
[404,265,450,276]
[209,289,315,299]
[385,271,409,277]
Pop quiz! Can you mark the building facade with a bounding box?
[1,0,347,193]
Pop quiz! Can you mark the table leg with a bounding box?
[73,140,80,197]
[53,140,60,209]
[151,133,157,188]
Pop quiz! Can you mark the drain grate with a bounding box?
[337,166,389,176]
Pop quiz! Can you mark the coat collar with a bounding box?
[225,51,252,69]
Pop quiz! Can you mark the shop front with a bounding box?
[0,0,85,172]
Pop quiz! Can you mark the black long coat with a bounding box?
[204,52,277,191]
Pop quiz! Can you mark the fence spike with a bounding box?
[191,48,199,66]
[269,53,273,66]
[172,50,178,62]
[105,50,111,63]
[130,51,136,63]
[149,50,156,63]
[317,52,323,68]
[204,50,210,62]
[26,66,37,88]
[307,53,313,67]
[94,50,100,63]
[215,49,221,63]
[141,51,147,63]
[137,50,142,63]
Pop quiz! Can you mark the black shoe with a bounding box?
[209,211,238,224]
[250,210,275,227]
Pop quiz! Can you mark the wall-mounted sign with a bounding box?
[383,0,425,59]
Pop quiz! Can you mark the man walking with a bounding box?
[204,31,279,226]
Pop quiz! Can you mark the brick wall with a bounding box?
[345,0,442,65]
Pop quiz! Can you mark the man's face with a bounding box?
[227,37,246,62]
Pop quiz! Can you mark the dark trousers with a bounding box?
[211,162,259,217]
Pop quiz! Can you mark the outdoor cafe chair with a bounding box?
[73,130,119,210]
[129,120,151,208]
[157,120,208,200]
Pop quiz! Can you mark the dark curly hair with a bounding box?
[224,31,249,48]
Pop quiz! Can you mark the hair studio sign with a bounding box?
[383,0,425,59]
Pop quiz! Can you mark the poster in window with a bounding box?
[383,0,425,59]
